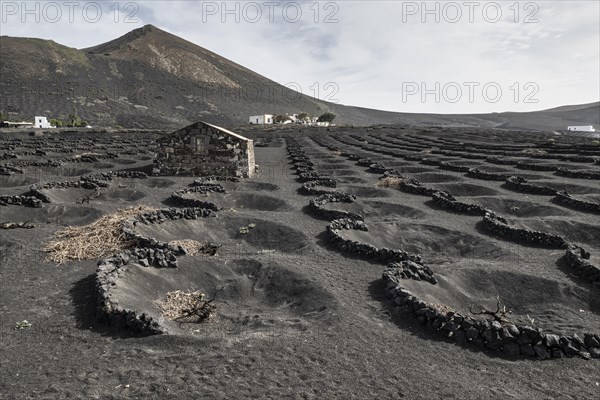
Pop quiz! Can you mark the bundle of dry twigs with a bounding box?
[44,206,156,264]
[377,176,407,189]
[154,290,216,322]
[168,240,205,256]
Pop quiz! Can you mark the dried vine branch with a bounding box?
[469,296,511,323]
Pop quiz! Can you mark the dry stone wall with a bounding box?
[190,176,239,185]
[502,176,557,196]
[553,191,600,214]
[399,179,438,196]
[431,191,489,216]
[386,261,437,284]
[96,207,217,334]
[309,193,363,221]
[556,168,600,180]
[169,187,220,210]
[288,139,359,221]
[438,162,471,172]
[301,179,338,195]
[485,157,519,166]
[82,171,148,181]
[326,218,423,264]
[481,212,568,248]
[154,122,255,178]
[0,195,43,207]
[0,165,24,175]
[565,245,600,283]
[516,162,557,171]
[466,168,512,181]
[96,255,164,334]
[312,134,600,359]
[383,271,600,359]
[312,133,600,360]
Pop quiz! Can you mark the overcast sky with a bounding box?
[2,1,599,114]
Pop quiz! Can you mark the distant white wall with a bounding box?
[249,114,273,124]
[567,125,595,132]
[34,116,52,128]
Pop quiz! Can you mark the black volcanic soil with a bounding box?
[1,127,600,399]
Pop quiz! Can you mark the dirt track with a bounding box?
[1,127,600,399]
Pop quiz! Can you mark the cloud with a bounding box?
[1,0,598,113]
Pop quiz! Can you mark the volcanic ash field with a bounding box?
[2,127,600,398]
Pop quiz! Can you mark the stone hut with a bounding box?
[154,121,255,178]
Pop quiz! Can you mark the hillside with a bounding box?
[1,25,598,130]
[1,25,335,128]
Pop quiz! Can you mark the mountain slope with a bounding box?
[83,25,257,88]
[1,25,336,128]
[1,25,598,130]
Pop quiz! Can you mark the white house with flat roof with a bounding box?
[34,116,53,128]
[567,125,595,132]
[249,114,273,125]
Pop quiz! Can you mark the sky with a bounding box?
[1,0,599,114]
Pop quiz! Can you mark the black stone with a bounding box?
[544,334,560,348]
[519,344,536,357]
[485,338,503,352]
[500,327,516,342]
[461,318,474,330]
[572,333,585,347]
[560,338,580,357]
[454,329,467,344]
[533,344,550,360]
[503,342,520,357]
[442,321,458,333]
[465,327,480,340]
[551,348,565,358]
[505,323,520,337]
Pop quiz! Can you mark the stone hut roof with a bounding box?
[158,121,251,143]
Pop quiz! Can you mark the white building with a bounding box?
[567,125,595,132]
[287,114,298,123]
[249,114,273,125]
[34,116,53,128]
[1,121,33,128]
[297,116,318,125]
[281,114,301,124]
